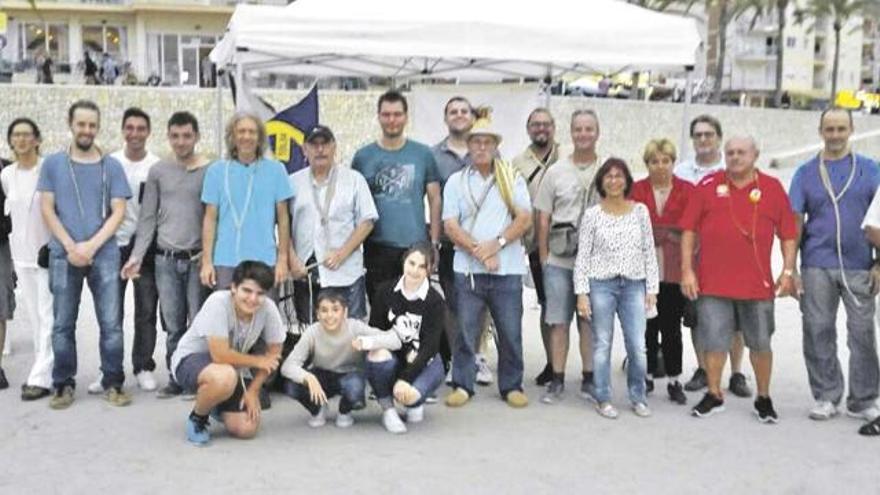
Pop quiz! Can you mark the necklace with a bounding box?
[725,170,770,288]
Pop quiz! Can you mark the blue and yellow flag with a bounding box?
[267,85,319,174]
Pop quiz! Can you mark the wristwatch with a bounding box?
[782,269,794,278]
[497,236,508,248]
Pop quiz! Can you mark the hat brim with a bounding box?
[467,130,503,144]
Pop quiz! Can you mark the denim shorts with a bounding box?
[175,352,248,412]
[542,263,576,325]
[697,296,774,352]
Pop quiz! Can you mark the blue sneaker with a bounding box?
[186,415,211,446]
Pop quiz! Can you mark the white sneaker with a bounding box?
[475,355,493,386]
[87,373,104,395]
[406,405,425,423]
[846,405,880,422]
[596,401,619,419]
[808,400,839,421]
[308,405,327,428]
[632,402,652,418]
[135,371,158,391]
[382,408,407,434]
[335,412,354,428]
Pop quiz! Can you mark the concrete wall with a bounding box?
[1,84,879,170]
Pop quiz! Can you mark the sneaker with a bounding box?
[185,415,211,446]
[632,402,652,418]
[754,396,779,424]
[505,390,529,408]
[406,405,425,423]
[846,405,880,422]
[335,412,354,428]
[424,394,438,405]
[49,385,75,410]
[808,401,839,421]
[382,408,407,434]
[21,385,51,401]
[308,405,327,428]
[1,343,10,356]
[684,368,707,392]
[135,371,158,391]
[475,355,493,386]
[87,374,104,395]
[645,379,655,394]
[0,367,8,390]
[157,381,184,399]
[728,372,753,398]
[580,373,596,402]
[445,388,470,408]
[692,392,725,418]
[534,363,553,386]
[181,391,197,401]
[596,402,619,419]
[667,382,687,405]
[541,380,565,404]
[104,387,133,407]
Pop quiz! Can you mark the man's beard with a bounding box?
[531,135,549,147]
[74,136,94,152]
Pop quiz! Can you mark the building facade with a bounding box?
[0,0,287,86]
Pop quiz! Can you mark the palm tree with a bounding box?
[798,0,880,102]
[770,0,791,107]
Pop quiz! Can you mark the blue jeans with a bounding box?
[452,273,524,397]
[154,255,208,375]
[50,252,124,389]
[366,353,445,408]
[283,368,366,415]
[589,277,648,404]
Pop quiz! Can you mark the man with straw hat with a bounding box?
[441,110,532,409]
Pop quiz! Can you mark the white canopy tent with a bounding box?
[209,0,703,154]
[210,0,701,80]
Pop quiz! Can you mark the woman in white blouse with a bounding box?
[574,158,659,419]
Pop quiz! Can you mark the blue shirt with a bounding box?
[201,158,293,267]
[352,139,439,248]
[442,167,531,276]
[37,152,132,260]
[789,153,880,270]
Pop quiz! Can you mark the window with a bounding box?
[19,22,69,67]
[83,25,127,58]
[786,36,796,48]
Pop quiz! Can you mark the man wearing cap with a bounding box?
[511,108,559,386]
[352,90,442,306]
[442,117,532,409]
[288,125,378,322]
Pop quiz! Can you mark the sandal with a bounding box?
[858,417,880,436]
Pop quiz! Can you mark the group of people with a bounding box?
[1,90,879,447]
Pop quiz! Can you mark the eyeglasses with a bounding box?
[10,132,34,139]
[528,121,553,129]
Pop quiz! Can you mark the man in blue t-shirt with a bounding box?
[352,90,441,306]
[790,107,880,423]
[38,100,133,410]
[200,113,293,291]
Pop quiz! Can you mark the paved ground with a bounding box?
[1,168,878,494]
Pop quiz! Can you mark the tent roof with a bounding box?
[210,0,701,81]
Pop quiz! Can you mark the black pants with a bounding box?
[645,282,685,377]
[437,242,458,368]
[363,242,407,309]
[119,241,165,374]
[527,251,546,304]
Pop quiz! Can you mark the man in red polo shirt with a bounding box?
[680,136,798,423]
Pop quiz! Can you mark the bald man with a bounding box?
[680,136,798,422]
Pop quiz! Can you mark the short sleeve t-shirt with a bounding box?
[37,152,132,260]
[679,170,797,300]
[674,157,724,185]
[170,290,286,379]
[533,157,601,269]
[352,139,439,248]
[201,157,294,267]
[788,154,880,271]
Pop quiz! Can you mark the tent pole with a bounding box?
[680,65,694,158]
[216,67,224,158]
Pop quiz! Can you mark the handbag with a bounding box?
[548,222,579,257]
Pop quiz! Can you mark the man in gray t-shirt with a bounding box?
[170,261,284,446]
